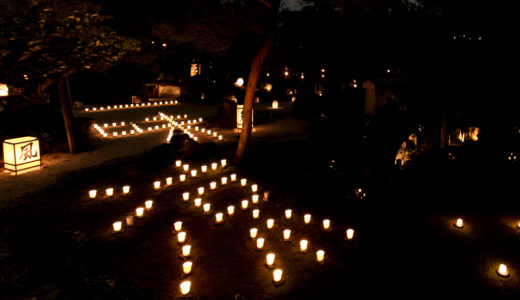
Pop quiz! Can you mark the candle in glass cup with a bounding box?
[89,190,97,199]
[304,214,311,224]
[299,239,308,253]
[252,194,259,204]
[145,200,153,210]
[230,174,237,181]
[256,238,265,249]
[182,192,189,202]
[240,178,247,186]
[227,205,235,216]
[252,209,260,219]
[183,164,189,172]
[211,162,218,170]
[221,177,228,185]
[322,219,331,230]
[283,229,291,241]
[201,165,208,173]
[194,198,202,207]
[285,209,292,219]
[250,228,258,239]
[267,219,275,229]
[241,200,249,210]
[251,184,258,192]
[179,174,186,182]
[215,212,224,224]
[182,245,191,257]
[174,221,182,232]
[123,186,131,194]
[198,187,204,195]
[210,182,217,190]
[136,207,144,218]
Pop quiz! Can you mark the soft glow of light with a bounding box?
[266,253,275,267]
[256,238,265,249]
[498,264,509,277]
[218,135,223,141]
[106,188,114,197]
[250,228,258,239]
[285,209,292,219]
[283,229,291,241]
[123,186,130,194]
[182,245,191,257]
[180,174,186,182]
[210,182,217,190]
[241,178,247,186]
[180,280,191,295]
[197,187,204,195]
[145,200,153,210]
[89,190,97,198]
[251,184,258,192]
[323,219,331,230]
[182,164,189,172]
[113,221,122,232]
[253,209,260,219]
[182,192,189,201]
[241,200,249,210]
[251,194,259,204]
[267,219,274,229]
[455,218,464,228]
[194,198,202,207]
[272,100,279,109]
[201,165,208,173]
[203,203,211,213]
[215,212,224,224]
[316,250,325,263]
[174,221,182,232]
[166,177,173,185]
[227,205,235,216]
[175,160,182,167]
[211,162,218,170]
[177,231,187,243]
[126,215,133,226]
[235,77,244,87]
[300,239,308,253]
[182,261,192,274]
[191,170,197,177]
[230,174,237,181]
[221,159,227,167]
[273,269,283,283]
[136,207,144,217]
[221,177,228,185]
[304,214,311,224]
[346,228,355,240]
[153,181,161,190]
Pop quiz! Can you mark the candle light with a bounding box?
[211,162,218,170]
[183,261,192,275]
[227,205,235,216]
[230,174,237,181]
[256,237,265,249]
[251,184,258,192]
[454,218,464,228]
[197,187,204,195]
[283,229,291,241]
[177,231,187,243]
[145,200,153,210]
[183,164,189,172]
[180,174,186,182]
[215,212,224,224]
[241,200,249,210]
[153,181,161,190]
[207,130,212,136]
[180,281,191,295]
[304,214,311,224]
[498,264,509,277]
[316,250,325,263]
[346,228,355,240]
[266,253,275,268]
[203,203,211,213]
[210,182,217,190]
[201,165,208,173]
[221,159,227,167]
[252,194,259,204]
[213,132,217,137]
[136,207,144,218]
[175,160,182,167]
[106,188,114,197]
[250,228,258,239]
[285,209,292,219]
[174,221,182,232]
[221,177,228,185]
[267,218,274,229]
[125,215,133,226]
[218,135,223,141]
[322,219,331,230]
[182,245,191,257]
[240,178,247,186]
[273,269,283,285]
[252,209,260,219]
[299,239,308,253]
[113,221,122,232]
[123,185,131,194]
[166,177,173,185]
[191,170,197,177]
[194,198,202,207]
[263,191,269,201]
[89,190,97,198]
[182,192,189,202]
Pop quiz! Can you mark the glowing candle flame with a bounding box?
[194,198,202,207]
[153,181,161,190]
[267,218,274,229]
[283,229,291,241]
[250,228,258,239]
[113,221,122,232]
[182,245,191,257]
[241,178,247,186]
[316,250,325,263]
[273,269,283,283]
[300,239,308,252]
[174,221,182,232]
[253,209,260,219]
[145,200,153,210]
[323,219,331,230]
[177,231,187,243]
[89,190,97,198]
[227,205,235,215]
[266,253,275,267]
[498,264,509,277]
[304,214,311,224]
[251,184,258,192]
[230,174,237,181]
[346,228,355,240]
[106,188,114,197]
[455,218,464,228]
[215,212,224,224]
[198,187,204,195]
[285,209,292,219]
[182,192,189,201]
[241,200,249,210]
[136,207,144,217]
[180,281,191,295]
[252,194,259,204]
[256,238,265,249]
[183,261,192,274]
[210,182,217,190]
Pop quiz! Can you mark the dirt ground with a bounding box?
[1,103,520,299]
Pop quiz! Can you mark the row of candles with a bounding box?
[82,100,178,112]
[159,112,223,143]
[112,199,155,232]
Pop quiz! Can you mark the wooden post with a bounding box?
[58,78,76,154]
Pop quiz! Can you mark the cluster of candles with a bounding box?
[82,100,177,112]
[88,185,132,198]
[159,112,224,144]
[112,199,154,233]
[172,220,195,295]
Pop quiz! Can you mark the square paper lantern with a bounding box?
[3,136,41,174]
[236,105,254,129]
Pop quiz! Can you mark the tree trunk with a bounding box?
[233,34,274,163]
[440,116,446,149]
[58,77,76,154]
[65,75,74,117]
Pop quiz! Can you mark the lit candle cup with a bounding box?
[267,218,274,229]
[263,191,269,201]
[180,174,186,182]
[210,182,217,190]
[240,178,247,186]
[227,205,235,216]
[230,174,237,181]
[273,269,283,286]
[256,237,265,249]
[218,135,223,141]
[211,162,218,170]
[316,250,325,264]
[346,228,355,240]
[285,209,292,219]
[194,198,202,207]
[221,159,227,167]
[175,160,182,167]
[498,264,509,277]
[241,200,249,210]
[250,228,258,239]
[106,188,114,197]
[123,185,131,194]
[182,192,190,202]
[183,261,192,275]
[215,212,224,224]
[125,215,134,226]
[180,280,191,295]
[113,221,122,232]
[182,245,191,257]
[183,164,189,172]
[153,181,161,190]
[322,219,331,230]
[177,231,187,243]
[252,209,260,219]
[299,239,308,253]
[89,190,97,199]
[454,218,464,228]
[283,229,291,241]
[251,184,258,192]
[252,194,259,204]
[166,177,173,185]
[197,187,204,195]
[201,165,208,173]
[174,221,183,232]
[203,203,211,214]
[304,214,311,224]
[221,177,228,185]
[145,200,154,210]
[266,253,275,268]
[136,207,144,218]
